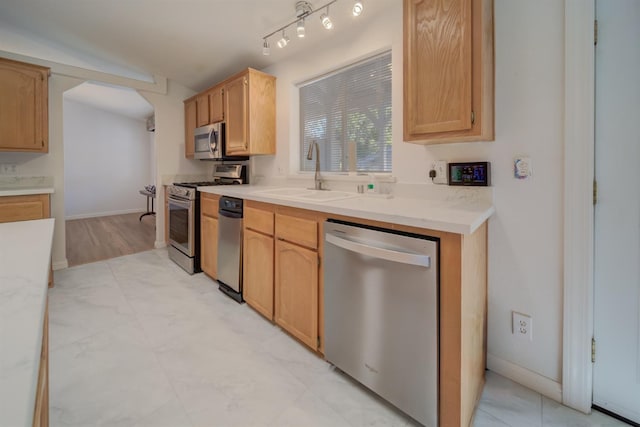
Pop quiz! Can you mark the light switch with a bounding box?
[514,157,531,179]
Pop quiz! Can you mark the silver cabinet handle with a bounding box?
[325,233,430,268]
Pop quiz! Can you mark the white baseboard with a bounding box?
[487,353,563,403]
[52,259,68,270]
[154,241,167,249]
[65,208,145,220]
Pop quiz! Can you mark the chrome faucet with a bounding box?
[306,140,325,190]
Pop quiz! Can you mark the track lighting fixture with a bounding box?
[320,7,333,30]
[352,1,363,16]
[262,0,362,53]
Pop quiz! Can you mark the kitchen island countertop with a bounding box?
[0,218,54,427]
[198,184,494,235]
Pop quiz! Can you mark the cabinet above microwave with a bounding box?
[184,68,276,159]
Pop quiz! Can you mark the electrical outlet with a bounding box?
[512,311,533,341]
[432,160,448,184]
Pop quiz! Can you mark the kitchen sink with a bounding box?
[251,187,360,203]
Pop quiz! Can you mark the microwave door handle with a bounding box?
[208,128,216,156]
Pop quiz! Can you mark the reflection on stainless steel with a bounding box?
[324,220,439,427]
[217,196,244,303]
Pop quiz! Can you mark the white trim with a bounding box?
[0,50,167,94]
[52,260,68,270]
[563,0,596,414]
[154,241,167,249]
[487,353,563,402]
[65,208,145,221]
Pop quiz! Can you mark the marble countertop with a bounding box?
[0,186,55,196]
[0,177,54,196]
[0,218,55,427]
[198,185,494,235]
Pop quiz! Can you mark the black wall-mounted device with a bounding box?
[448,162,491,186]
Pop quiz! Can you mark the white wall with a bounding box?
[139,80,207,247]
[256,0,566,394]
[63,99,152,219]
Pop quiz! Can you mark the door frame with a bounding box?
[563,0,596,413]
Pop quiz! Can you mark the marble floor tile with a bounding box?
[268,389,353,427]
[477,370,543,427]
[49,322,179,427]
[47,250,632,427]
[48,280,136,350]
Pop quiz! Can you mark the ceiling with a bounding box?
[0,0,396,93]
[64,82,154,121]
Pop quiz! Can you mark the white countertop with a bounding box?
[0,219,54,427]
[198,185,494,235]
[0,176,55,197]
[0,186,55,196]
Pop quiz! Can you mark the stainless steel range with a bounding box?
[167,164,247,274]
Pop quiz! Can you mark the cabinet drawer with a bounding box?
[276,213,317,250]
[245,206,274,236]
[201,193,219,217]
[0,194,49,223]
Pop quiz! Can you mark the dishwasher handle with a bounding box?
[219,210,242,219]
[325,232,431,268]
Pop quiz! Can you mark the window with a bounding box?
[299,51,392,173]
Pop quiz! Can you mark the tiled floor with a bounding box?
[49,249,630,427]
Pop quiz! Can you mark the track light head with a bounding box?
[320,7,333,30]
[297,19,306,38]
[263,39,270,55]
[352,1,363,16]
[277,30,290,48]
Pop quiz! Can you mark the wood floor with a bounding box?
[66,213,156,267]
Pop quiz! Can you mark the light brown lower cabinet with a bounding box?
[274,239,318,350]
[200,193,220,279]
[243,229,274,319]
[0,194,53,287]
[243,202,275,319]
[32,300,48,427]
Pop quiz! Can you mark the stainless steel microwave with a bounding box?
[194,123,223,160]
[193,123,249,161]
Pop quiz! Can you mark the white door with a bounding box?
[593,0,640,423]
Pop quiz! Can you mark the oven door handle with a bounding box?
[168,197,192,209]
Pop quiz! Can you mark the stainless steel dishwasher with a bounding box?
[217,196,243,303]
[323,220,439,427]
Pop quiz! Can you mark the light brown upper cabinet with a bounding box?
[208,85,224,123]
[0,57,50,153]
[184,98,196,159]
[403,0,494,144]
[195,93,209,128]
[224,68,275,156]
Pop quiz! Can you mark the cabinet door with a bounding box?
[184,99,196,159]
[243,229,274,320]
[201,214,218,279]
[196,93,209,127]
[225,74,249,155]
[404,0,472,136]
[0,59,48,152]
[209,86,224,123]
[275,239,318,350]
[0,194,49,223]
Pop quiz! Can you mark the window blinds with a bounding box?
[299,51,392,173]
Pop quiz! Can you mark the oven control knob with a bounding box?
[185,190,192,198]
